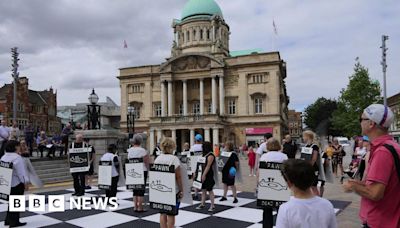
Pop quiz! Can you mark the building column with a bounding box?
[204,128,210,142]
[161,81,166,117]
[213,128,219,146]
[172,129,176,142]
[183,80,188,116]
[200,78,204,115]
[149,129,155,151]
[211,76,217,114]
[190,129,195,146]
[219,76,225,115]
[168,80,173,116]
[157,129,162,143]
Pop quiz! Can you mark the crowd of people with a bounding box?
[1,103,399,228]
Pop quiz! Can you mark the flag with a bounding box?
[123,40,128,48]
[273,20,278,35]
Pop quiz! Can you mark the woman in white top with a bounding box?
[257,138,288,228]
[100,144,120,198]
[127,134,150,212]
[154,138,183,228]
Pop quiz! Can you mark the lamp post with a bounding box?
[87,89,101,130]
[11,47,19,123]
[127,106,135,139]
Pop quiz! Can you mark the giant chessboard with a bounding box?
[0,187,351,228]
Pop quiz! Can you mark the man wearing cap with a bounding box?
[343,104,400,228]
[190,134,203,200]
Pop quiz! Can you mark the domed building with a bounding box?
[118,0,289,151]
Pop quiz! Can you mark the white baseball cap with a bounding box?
[363,104,394,128]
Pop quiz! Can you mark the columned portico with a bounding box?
[190,129,195,146]
[213,128,219,146]
[182,80,188,116]
[211,76,217,114]
[157,129,163,143]
[219,76,225,115]
[200,78,204,115]
[168,80,173,116]
[161,81,166,117]
[149,129,155,151]
[204,128,210,142]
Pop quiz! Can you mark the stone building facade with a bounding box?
[118,0,289,151]
[0,77,60,134]
[288,110,302,142]
[388,93,400,143]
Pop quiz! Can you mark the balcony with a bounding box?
[150,114,224,124]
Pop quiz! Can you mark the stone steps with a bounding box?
[31,157,73,184]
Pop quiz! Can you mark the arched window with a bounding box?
[193,29,196,41]
[186,31,190,42]
[200,29,203,40]
[206,29,210,40]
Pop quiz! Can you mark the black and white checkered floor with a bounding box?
[0,187,351,228]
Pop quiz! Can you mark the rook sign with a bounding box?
[257,162,290,208]
[69,144,91,173]
[192,157,206,189]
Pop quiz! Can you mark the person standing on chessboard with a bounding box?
[1,140,29,227]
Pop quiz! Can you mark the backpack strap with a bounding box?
[383,144,400,181]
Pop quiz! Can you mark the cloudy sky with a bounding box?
[1,0,399,111]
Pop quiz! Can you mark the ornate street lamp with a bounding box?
[127,105,135,138]
[87,89,101,130]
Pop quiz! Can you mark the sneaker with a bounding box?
[85,186,92,190]
[219,197,227,202]
[208,206,215,212]
[233,198,238,203]
[196,204,205,210]
[253,174,256,177]
[249,174,252,176]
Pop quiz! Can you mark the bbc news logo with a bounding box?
[9,195,118,212]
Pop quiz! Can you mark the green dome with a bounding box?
[181,0,223,21]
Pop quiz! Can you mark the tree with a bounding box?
[332,61,381,137]
[303,97,340,136]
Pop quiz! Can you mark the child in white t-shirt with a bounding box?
[276,159,337,228]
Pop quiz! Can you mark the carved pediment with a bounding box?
[172,55,210,72]
[160,53,224,73]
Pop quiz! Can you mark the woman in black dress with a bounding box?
[195,142,216,212]
[220,141,239,203]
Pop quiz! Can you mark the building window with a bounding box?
[249,73,269,84]
[18,104,24,112]
[228,99,236,115]
[206,29,210,40]
[131,84,141,93]
[254,98,263,114]
[186,31,190,42]
[193,102,200,115]
[154,103,161,117]
[191,81,199,89]
[132,106,140,119]
[200,29,203,40]
[179,104,183,115]
[208,103,212,114]
[193,30,196,41]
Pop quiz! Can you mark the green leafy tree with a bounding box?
[303,97,340,136]
[332,61,381,137]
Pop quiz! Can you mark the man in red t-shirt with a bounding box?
[343,104,400,228]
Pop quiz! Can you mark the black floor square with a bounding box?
[182,216,254,228]
[110,219,160,228]
[45,208,105,221]
[40,222,81,228]
[113,207,159,218]
[237,192,256,199]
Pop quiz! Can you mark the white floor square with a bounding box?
[66,211,138,227]
[0,203,8,212]
[212,197,255,207]
[142,210,210,226]
[0,215,62,228]
[214,207,263,223]
[102,199,133,211]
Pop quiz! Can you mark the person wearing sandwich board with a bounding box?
[99,144,120,201]
[149,138,192,228]
[0,140,29,227]
[68,134,91,196]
